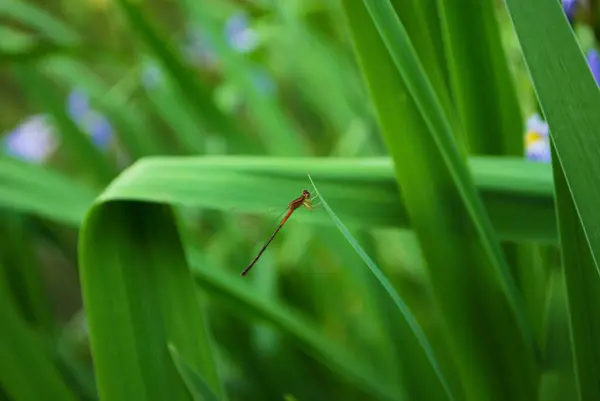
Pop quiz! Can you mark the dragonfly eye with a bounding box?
[303,189,311,197]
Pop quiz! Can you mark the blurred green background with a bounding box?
[1,0,600,400]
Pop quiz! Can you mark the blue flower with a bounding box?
[67,89,89,119]
[563,0,578,21]
[525,113,551,163]
[587,48,600,85]
[2,114,57,163]
[225,12,259,53]
[66,89,113,150]
[83,111,113,149]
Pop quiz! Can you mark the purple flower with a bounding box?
[3,114,57,163]
[67,90,89,119]
[586,49,600,85]
[225,12,259,53]
[66,88,113,150]
[83,112,113,149]
[525,113,551,163]
[563,0,578,21]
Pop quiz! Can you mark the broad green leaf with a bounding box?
[0,154,556,243]
[503,0,600,397]
[79,201,224,401]
[308,175,454,400]
[553,150,600,400]
[341,1,538,399]
[0,155,97,225]
[502,0,600,268]
[388,0,453,119]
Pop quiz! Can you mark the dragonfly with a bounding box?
[240,189,320,276]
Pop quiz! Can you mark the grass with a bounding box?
[1,0,599,400]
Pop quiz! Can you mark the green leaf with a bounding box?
[187,250,397,401]
[552,149,600,400]
[138,57,206,154]
[503,0,600,397]
[13,64,117,186]
[308,175,455,400]
[179,2,308,155]
[437,0,523,154]
[0,215,53,333]
[0,0,80,44]
[341,1,538,399]
[41,57,165,159]
[436,0,546,352]
[113,0,245,151]
[388,0,453,120]
[168,344,220,401]
[79,202,224,401]
[0,154,556,242]
[0,281,77,401]
[0,28,81,63]
[503,0,600,269]
[0,155,98,225]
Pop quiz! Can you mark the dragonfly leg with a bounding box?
[304,199,322,209]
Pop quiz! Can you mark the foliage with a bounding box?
[0,0,599,400]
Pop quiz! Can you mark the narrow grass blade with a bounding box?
[307,175,454,400]
[0,285,77,401]
[168,344,220,401]
[0,216,53,333]
[14,64,116,185]
[341,1,538,398]
[79,202,224,401]
[187,251,397,401]
[437,0,523,154]
[0,39,81,63]
[180,2,308,156]
[113,0,244,148]
[0,0,80,44]
[42,57,165,159]
[267,23,365,139]
[139,57,206,154]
